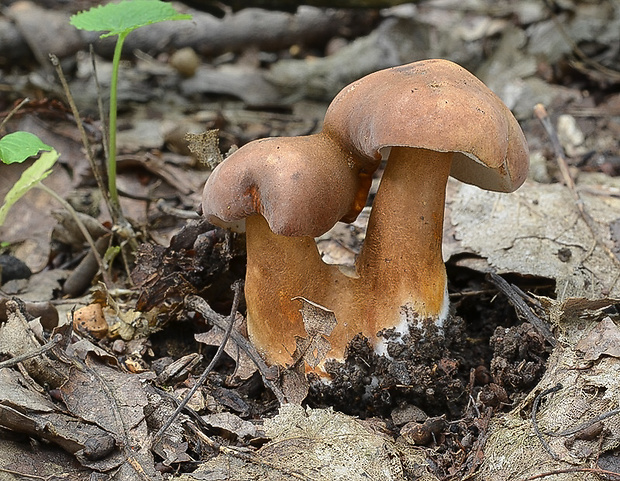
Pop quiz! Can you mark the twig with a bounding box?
[487,272,556,346]
[0,334,62,369]
[0,97,29,131]
[49,53,120,225]
[531,383,563,461]
[534,103,620,293]
[156,199,201,219]
[185,294,286,404]
[153,281,244,443]
[523,467,620,480]
[0,468,46,480]
[544,407,620,438]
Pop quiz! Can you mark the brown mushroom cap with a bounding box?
[323,58,529,193]
[202,134,373,237]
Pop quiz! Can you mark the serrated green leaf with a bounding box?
[0,150,59,225]
[70,0,192,38]
[0,132,52,165]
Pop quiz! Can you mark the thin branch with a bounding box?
[0,334,62,369]
[36,183,113,288]
[534,103,620,293]
[49,53,120,225]
[523,466,620,480]
[544,407,620,438]
[185,294,286,404]
[531,383,563,461]
[156,199,201,219]
[0,97,29,131]
[487,272,556,346]
[153,280,244,443]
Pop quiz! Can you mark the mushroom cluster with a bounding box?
[202,59,529,371]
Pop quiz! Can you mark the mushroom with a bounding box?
[202,59,529,370]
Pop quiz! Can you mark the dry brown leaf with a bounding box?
[279,367,309,405]
[202,411,259,440]
[195,313,257,381]
[446,175,620,300]
[476,298,620,480]
[575,317,620,361]
[184,404,438,481]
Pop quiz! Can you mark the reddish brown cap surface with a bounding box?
[202,134,372,237]
[323,59,529,193]
[203,59,528,239]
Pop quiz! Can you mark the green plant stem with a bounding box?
[108,32,128,210]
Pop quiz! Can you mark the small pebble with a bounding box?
[170,47,200,78]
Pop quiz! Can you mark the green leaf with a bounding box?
[0,150,59,225]
[70,0,192,38]
[0,132,52,165]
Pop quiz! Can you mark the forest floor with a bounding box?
[1,0,620,480]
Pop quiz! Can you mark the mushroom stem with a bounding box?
[244,147,453,366]
[244,214,354,366]
[356,147,452,337]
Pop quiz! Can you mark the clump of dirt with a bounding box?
[489,322,549,402]
[306,291,551,423]
[308,315,470,419]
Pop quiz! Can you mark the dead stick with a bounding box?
[531,383,563,461]
[49,54,118,224]
[487,272,556,346]
[0,334,62,369]
[534,103,620,290]
[544,406,620,438]
[185,294,286,404]
[0,97,29,131]
[153,281,245,443]
[523,466,620,481]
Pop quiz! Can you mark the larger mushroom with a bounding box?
[202,59,529,370]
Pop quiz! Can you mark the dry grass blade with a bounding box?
[534,103,620,293]
[154,280,245,443]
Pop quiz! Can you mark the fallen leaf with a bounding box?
[446,175,620,300]
[575,317,620,361]
[202,411,258,440]
[195,313,257,381]
[186,404,439,481]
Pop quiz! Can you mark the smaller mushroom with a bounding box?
[202,59,529,371]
